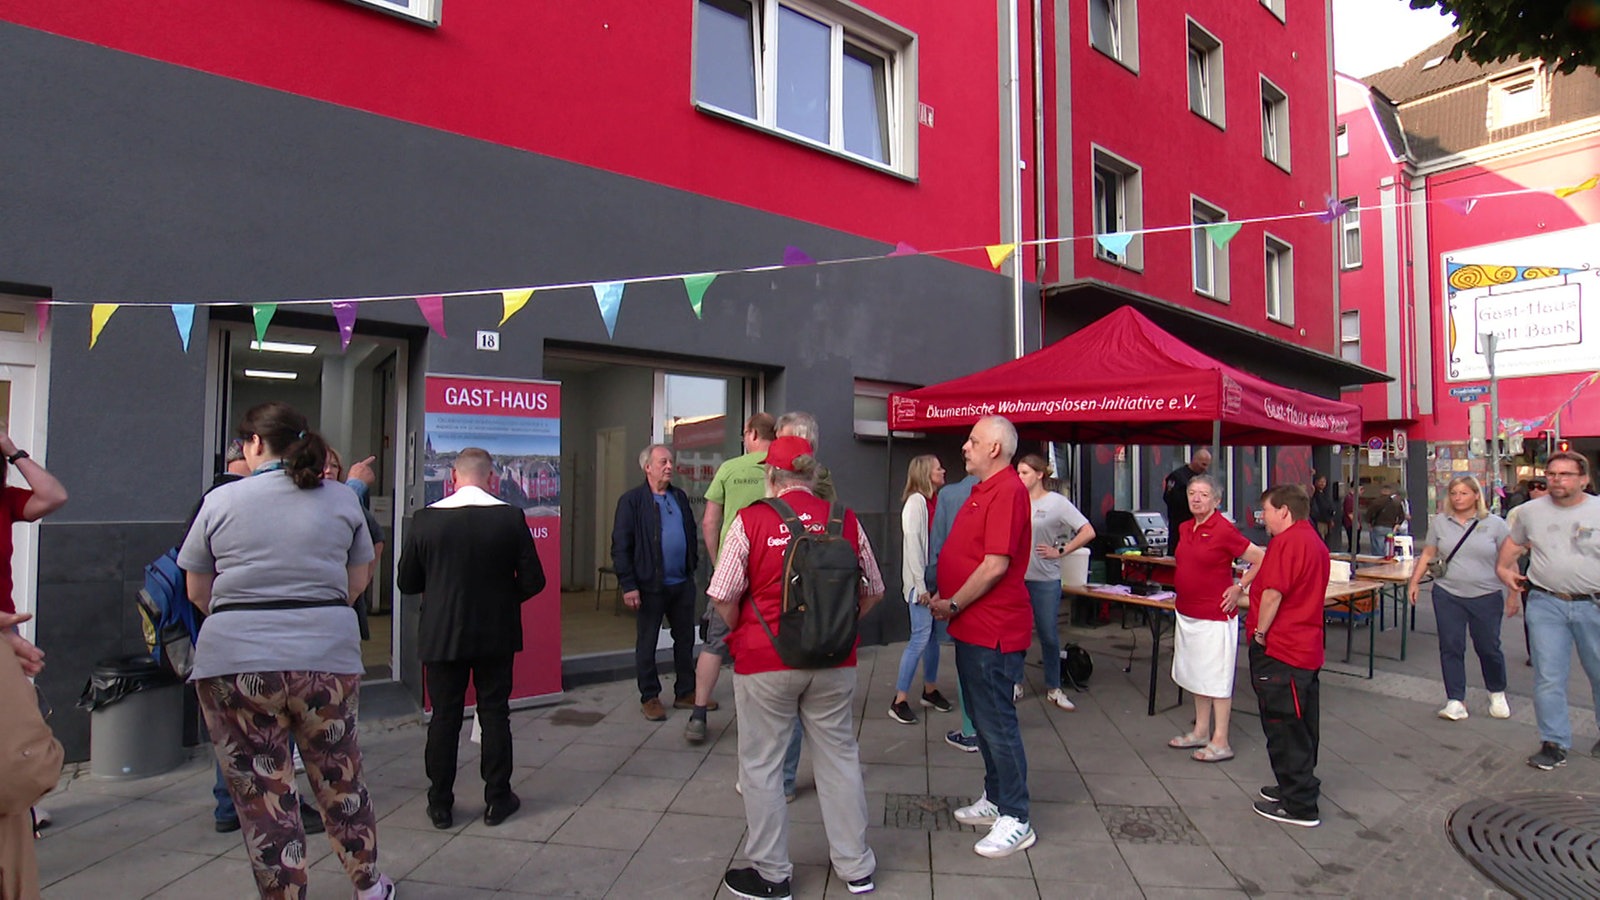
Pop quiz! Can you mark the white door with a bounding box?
[0,301,50,639]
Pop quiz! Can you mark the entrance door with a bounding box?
[206,321,409,680]
[0,301,47,632]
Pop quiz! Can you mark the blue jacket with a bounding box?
[611,481,698,593]
[925,474,979,596]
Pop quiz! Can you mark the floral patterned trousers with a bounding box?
[197,671,381,899]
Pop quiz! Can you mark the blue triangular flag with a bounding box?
[593,282,624,339]
[1095,232,1134,256]
[171,304,196,352]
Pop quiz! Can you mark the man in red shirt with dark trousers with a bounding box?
[929,415,1037,859]
[1244,484,1330,828]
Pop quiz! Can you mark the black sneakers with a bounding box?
[1528,742,1568,770]
[887,700,918,725]
[920,689,953,713]
[723,867,792,900]
[1258,784,1281,803]
[1252,799,1320,828]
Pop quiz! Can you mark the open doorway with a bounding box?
[206,322,408,681]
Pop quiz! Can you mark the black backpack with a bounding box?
[752,498,864,669]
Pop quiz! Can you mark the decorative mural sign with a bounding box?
[1443,256,1599,383]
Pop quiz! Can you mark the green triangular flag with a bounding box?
[1204,222,1242,248]
[682,274,716,319]
[252,303,278,345]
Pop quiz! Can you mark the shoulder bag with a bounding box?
[1425,517,1480,581]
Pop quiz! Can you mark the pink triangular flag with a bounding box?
[416,295,447,338]
[331,301,358,351]
[1442,197,1478,216]
[34,301,48,343]
[887,241,918,257]
[782,246,815,266]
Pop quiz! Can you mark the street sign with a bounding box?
[1367,448,1383,467]
[1367,436,1384,451]
[1393,429,1409,459]
[1449,385,1489,401]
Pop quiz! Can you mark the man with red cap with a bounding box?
[708,435,884,900]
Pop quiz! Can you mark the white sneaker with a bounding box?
[1437,700,1469,721]
[1489,692,1511,719]
[953,793,1000,826]
[1045,688,1077,712]
[292,745,305,773]
[1012,683,1024,703]
[974,815,1036,858]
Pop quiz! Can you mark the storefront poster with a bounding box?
[423,375,562,706]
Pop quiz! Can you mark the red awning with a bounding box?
[889,306,1362,445]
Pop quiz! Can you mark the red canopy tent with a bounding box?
[888,306,1362,445]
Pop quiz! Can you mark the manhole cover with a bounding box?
[1097,805,1202,845]
[548,708,606,726]
[1448,792,1600,898]
[883,794,980,832]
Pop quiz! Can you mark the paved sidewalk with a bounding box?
[34,598,1599,899]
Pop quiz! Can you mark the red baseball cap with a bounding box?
[766,435,814,472]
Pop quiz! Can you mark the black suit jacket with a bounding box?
[610,481,698,594]
[398,501,545,663]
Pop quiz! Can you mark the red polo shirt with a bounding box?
[0,487,32,615]
[1245,519,1330,670]
[941,466,1032,652]
[1175,513,1251,621]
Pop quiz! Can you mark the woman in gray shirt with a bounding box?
[180,401,392,900]
[1407,475,1511,723]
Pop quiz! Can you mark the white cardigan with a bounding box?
[900,493,931,599]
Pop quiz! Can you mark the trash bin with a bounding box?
[79,654,184,780]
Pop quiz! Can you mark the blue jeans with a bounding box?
[894,592,941,693]
[1432,586,1507,701]
[1026,579,1063,690]
[1369,525,1394,557]
[781,718,803,796]
[213,760,236,823]
[1526,590,1600,748]
[953,639,1029,822]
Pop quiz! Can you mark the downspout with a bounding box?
[1005,0,1025,359]
[1032,0,1048,305]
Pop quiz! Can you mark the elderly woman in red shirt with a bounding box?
[1167,474,1264,763]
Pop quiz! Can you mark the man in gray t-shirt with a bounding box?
[1497,451,1600,771]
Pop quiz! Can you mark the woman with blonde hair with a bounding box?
[1407,474,1513,721]
[889,454,953,724]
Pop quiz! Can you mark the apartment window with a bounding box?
[1336,123,1349,156]
[1259,0,1285,20]
[1340,310,1361,362]
[1264,235,1294,322]
[853,379,923,438]
[1186,20,1225,126]
[1340,199,1362,269]
[346,0,439,24]
[1191,198,1229,300]
[1091,148,1143,269]
[1487,67,1549,130]
[1260,77,1290,170]
[693,0,915,171]
[1089,0,1140,70]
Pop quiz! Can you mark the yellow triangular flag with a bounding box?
[985,243,1017,269]
[89,303,119,349]
[1554,175,1600,199]
[500,288,534,326]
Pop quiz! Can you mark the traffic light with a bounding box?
[1558,439,1572,453]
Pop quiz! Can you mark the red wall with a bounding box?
[1063,0,1337,353]
[0,0,1005,266]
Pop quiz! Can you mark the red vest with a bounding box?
[730,490,862,675]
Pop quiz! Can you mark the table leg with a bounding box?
[1367,590,1376,679]
[1146,611,1163,717]
[1345,596,1356,664]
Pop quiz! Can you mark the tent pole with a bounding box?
[885,430,894,573]
[1211,421,1222,470]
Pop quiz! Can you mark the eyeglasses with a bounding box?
[1546,471,1584,479]
[1530,482,1548,490]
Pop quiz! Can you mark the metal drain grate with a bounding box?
[1097,805,1203,845]
[548,708,607,726]
[1447,792,1600,898]
[883,794,981,832]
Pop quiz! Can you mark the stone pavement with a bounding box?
[34,591,1600,899]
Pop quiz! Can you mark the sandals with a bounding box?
[1168,733,1209,749]
[1192,744,1235,763]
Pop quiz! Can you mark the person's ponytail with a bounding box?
[284,431,329,489]
[237,401,328,490]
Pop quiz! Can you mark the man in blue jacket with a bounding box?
[613,444,700,720]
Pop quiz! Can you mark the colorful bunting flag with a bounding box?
[1554,175,1600,199]
[888,241,918,257]
[985,243,1017,269]
[681,274,715,320]
[171,304,195,352]
[332,301,358,351]
[416,295,447,338]
[252,303,277,346]
[500,289,533,326]
[89,303,118,348]
[782,246,815,267]
[1094,232,1134,257]
[1204,222,1242,248]
[1315,196,1349,224]
[34,301,48,343]
[593,282,624,338]
[1441,197,1478,216]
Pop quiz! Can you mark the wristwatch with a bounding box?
[948,599,962,615]
[6,450,28,465]
[1252,629,1267,645]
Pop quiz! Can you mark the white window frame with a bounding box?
[1259,0,1285,22]
[1186,19,1224,127]
[1089,0,1140,72]
[1091,146,1143,270]
[1340,310,1361,362]
[1264,233,1294,324]
[1260,76,1290,171]
[1487,65,1549,130]
[1191,196,1229,301]
[692,0,917,176]
[1336,123,1349,156]
[344,0,440,25]
[1340,198,1363,270]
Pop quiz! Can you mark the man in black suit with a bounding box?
[398,447,545,829]
[612,443,700,721]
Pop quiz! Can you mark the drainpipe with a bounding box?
[1004,0,1025,360]
[1032,0,1047,299]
